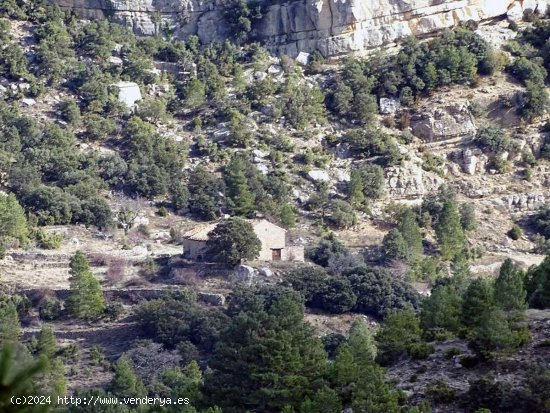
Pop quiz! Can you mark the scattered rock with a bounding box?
[252,149,269,161]
[198,292,226,306]
[153,231,171,241]
[295,52,309,65]
[379,97,400,115]
[503,193,545,210]
[258,267,273,277]
[385,160,442,198]
[21,98,36,107]
[334,169,351,182]
[108,56,123,65]
[462,149,488,175]
[411,104,476,142]
[254,71,267,81]
[131,246,148,256]
[507,2,524,20]
[113,81,142,108]
[256,163,269,175]
[231,265,257,286]
[307,169,330,183]
[267,65,282,75]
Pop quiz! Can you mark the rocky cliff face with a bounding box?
[48,0,547,57]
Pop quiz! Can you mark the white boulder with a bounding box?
[379,97,400,115]
[307,169,330,183]
[113,81,142,108]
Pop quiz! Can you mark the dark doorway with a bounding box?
[272,249,282,261]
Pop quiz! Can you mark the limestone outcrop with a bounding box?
[385,159,443,198]
[47,0,547,57]
[411,104,476,142]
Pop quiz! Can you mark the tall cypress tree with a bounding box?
[397,209,423,261]
[436,199,467,260]
[67,251,105,320]
[347,170,365,207]
[37,325,57,358]
[224,157,255,217]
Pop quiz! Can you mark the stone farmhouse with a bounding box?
[182,218,304,262]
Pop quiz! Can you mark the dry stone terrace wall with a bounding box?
[47,0,547,57]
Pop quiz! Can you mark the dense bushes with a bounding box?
[506,23,550,120]
[136,290,228,351]
[328,28,494,125]
[421,259,528,357]
[285,264,420,317]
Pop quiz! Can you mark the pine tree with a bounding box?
[67,251,105,320]
[111,355,145,398]
[436,199,467,260]
[471,307,518,356]
[420,285,462,340]
[188,166,224,221]
[330,343,400,412]
[0,300,20,345]
[204,294,327,412]
[299,387,342,413]
[37,325,57,358]
[461,278,494,330]
[348,170,365,207]
[375,308,421,365]
[347,318,377,363]
[33,325,67,400]
[159,361,203,406]
[279,204,297,229]
[398,209,423,261]
[382,229,408,262]
[225,157,255,217]
[0,193,28,249]
[494,259,527,312]
[526,253,550,308]
[0,345,47,413]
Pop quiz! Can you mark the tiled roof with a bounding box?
[182,218,285,241]
[182,222,219,241]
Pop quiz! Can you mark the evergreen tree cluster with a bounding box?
[421,259,529,357]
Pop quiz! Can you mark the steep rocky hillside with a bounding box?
[3,2,550,412]
[47,0,544,57]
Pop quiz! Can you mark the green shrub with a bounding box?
[426,379,455,403]
[34,229,63,250]
[422,153,445,175]
[58,99,81,125]
[508,224,523,240]
[444,346,461,359]
[38,297,62,321]
[156,206,168,217]
[475,126,511,154]
[104,302,124,321]
[408,342,435,360]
